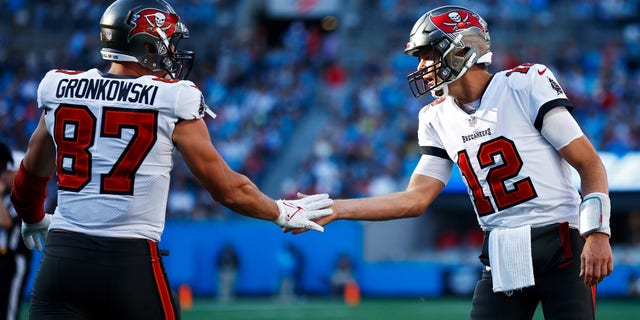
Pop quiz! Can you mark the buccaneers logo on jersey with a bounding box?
[547,77,564,95]
[128,9,179,41]
[430,9,485,33]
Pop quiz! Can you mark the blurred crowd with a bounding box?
[1,0,639,221]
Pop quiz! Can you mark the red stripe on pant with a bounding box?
[148,240,175,320]
[591,285,597,314]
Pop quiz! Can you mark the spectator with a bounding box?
[330,254,356,297]
[275,243,303,302]
[216,244,240,303]
[0,143,31,320]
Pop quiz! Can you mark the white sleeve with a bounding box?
[540,107,584,150]
[528,64,571,121]
[175,82,206,120]
[37,69,58,112]
[413,154,454,184]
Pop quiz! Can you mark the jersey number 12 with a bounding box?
[457,136,538,216]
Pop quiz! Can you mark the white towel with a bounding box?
[488,225,535,293]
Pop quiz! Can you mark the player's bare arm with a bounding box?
[174,118,332,232]
[558,135,613,285]
[22,113,56,178]
[290,174,445,235]
[334,174,444,221]
[9,113,54,249]
[173,118,280,221]
[558,135,608,196]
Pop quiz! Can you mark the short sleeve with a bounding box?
[528,64,573,130]
[175,82,206,120]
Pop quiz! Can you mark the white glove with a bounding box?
[274,193,333,232]
[22,214,52,251]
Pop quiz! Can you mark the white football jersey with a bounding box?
[37,68,206,241]
[418,63,581,231]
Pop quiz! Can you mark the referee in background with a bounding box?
[0,142,32,320]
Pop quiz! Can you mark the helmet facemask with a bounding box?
[407,34,483,98]
[141,22,193,79]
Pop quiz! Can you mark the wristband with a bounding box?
[10,161,50,224]
[578,192,611,237]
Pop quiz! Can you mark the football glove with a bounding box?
[274,193,333,232]
[22,213,52,251]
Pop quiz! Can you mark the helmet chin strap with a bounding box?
[477,51,493,65]
[431,50,485,99]
[431,85,448,98]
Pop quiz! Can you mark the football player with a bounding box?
[10,0,332,318]
[300,5,613,320]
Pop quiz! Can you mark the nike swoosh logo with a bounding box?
[289,207,302,220]
[284,202,303,220]
[537,68,547,75]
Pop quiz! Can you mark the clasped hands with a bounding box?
[274,193,334,232]
[22,194,333,250]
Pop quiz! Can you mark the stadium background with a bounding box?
[2,0,640,318]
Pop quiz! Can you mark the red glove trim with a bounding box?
[10,161,50,224]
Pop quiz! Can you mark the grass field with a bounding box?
[19,296,640,319]
[177,297,640,320]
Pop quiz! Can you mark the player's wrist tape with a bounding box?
[579,192,611,237]
[10,161,50,224]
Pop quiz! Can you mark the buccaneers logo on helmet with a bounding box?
[430,9,485,33]
[128,9,179,41]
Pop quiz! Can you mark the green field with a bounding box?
[19,297,640,319]
[177,297,640,320]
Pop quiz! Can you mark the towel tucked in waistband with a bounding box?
[488,225,535,293]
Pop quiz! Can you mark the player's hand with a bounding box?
[22,213,52,251]
[284,193,339,235]
[274,193,333,232]
[580,232,613,286]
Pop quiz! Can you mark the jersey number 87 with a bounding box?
[53,104,158,195]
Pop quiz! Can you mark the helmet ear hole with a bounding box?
[144,43,157,54]
[455,47,469,57]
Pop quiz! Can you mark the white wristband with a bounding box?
[579,192,611,237]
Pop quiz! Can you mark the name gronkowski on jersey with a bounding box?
[418,63,581,231]
[37,68,206,241]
